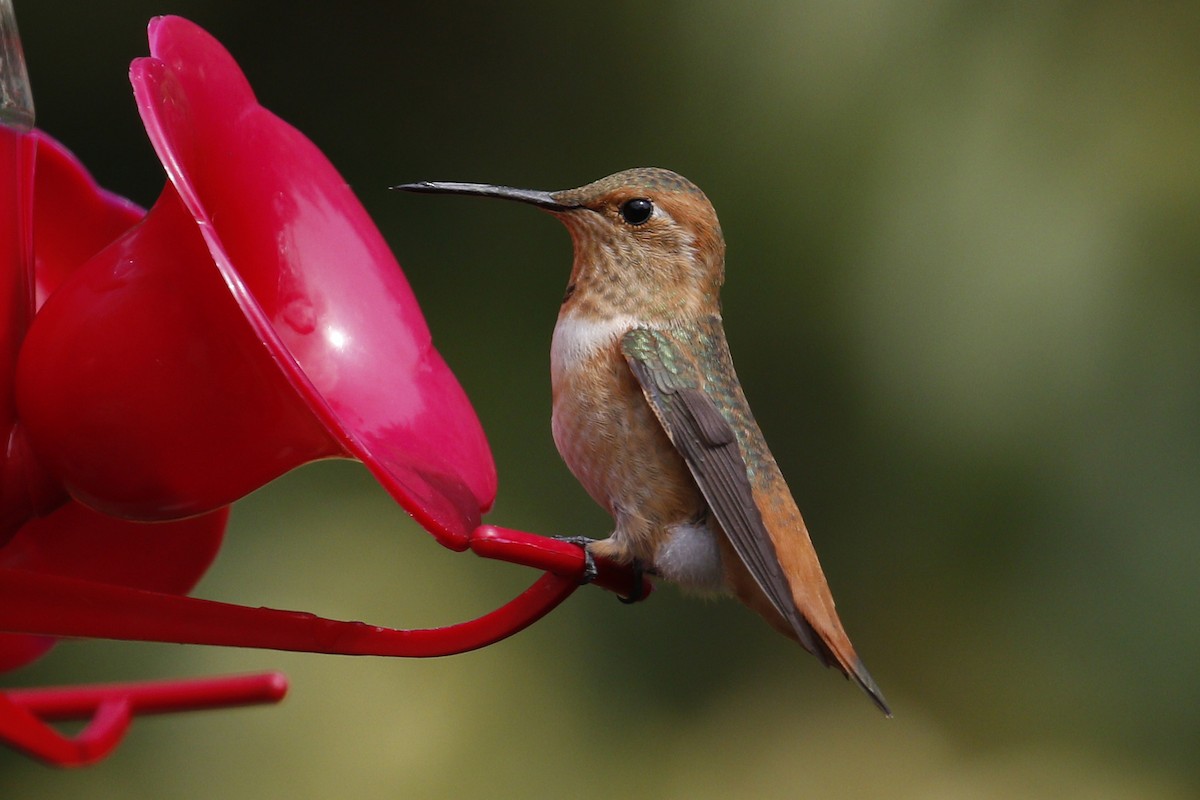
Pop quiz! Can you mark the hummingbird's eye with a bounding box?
[619,198,654,225]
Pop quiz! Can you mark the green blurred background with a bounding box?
[4,1,1198,796]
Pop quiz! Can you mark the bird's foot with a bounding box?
[553,536,598,584]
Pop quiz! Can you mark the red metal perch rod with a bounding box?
[0,526,651,658]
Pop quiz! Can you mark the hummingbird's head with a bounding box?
[548,168,725,317]
[395,168,726,320]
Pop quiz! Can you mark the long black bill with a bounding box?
[391,181,575,211]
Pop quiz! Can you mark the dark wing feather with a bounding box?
[621,327,828,659]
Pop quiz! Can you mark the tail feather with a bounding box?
[803,619,892,716]
[846,657,891,716]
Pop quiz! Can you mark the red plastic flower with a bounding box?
[3,16,500,674]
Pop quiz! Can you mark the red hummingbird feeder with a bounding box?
[0,11,648,766]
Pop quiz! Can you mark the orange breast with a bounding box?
[550,336,704,562]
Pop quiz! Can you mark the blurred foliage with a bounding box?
[3,1,1198,797]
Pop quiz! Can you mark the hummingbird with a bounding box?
[395,168,889,714]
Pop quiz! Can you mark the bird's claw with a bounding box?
[618,558,649,604]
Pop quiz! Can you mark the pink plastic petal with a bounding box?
[30,131,143,309]
[131,17,496,545]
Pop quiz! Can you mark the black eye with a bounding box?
[619,198,654,225]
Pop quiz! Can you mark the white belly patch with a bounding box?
[655,520,725,593]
